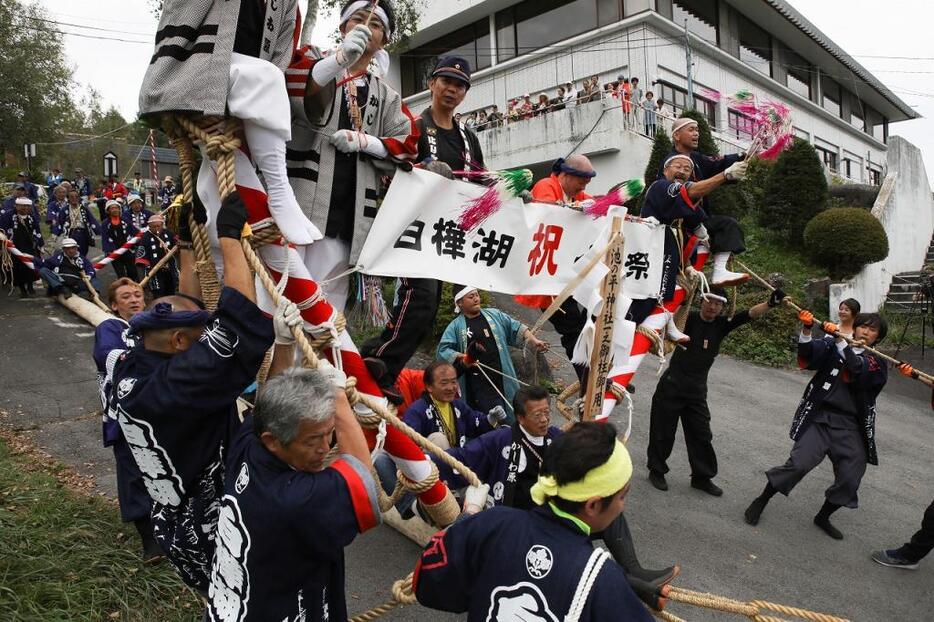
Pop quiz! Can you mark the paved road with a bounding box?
[1,286,932,621]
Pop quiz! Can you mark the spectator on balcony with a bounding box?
[464,112,477,130]
[563,81,578,108]
[618,77,633,128]
[643,91,657,136]
[506,98,519,124]
[488,104,503,128]
[519,94,534,120]
[552,87,567,112]
[476,110,489,131]
[578,80,595,105]
[604,81,617,99]
[535,93,550,116]
[631,78,644,128]
[587,75,602,102]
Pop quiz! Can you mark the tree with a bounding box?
[637,128,671,208]
[758,138,828,243]
[0,0,76,171]
[803,207,888,279]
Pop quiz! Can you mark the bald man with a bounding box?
[531,155,596,205]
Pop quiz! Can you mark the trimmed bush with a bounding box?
[758,138,828,243]
[638,128,673,208]
[803,207,888,279]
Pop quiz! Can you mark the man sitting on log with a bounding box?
[110,193,276,592]
[39,237,100,299]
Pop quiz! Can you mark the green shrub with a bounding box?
[638,128,673,208]
[803,207,888,279]
[758,138,828,243]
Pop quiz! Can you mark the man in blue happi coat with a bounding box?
[111,192,274,592]
[39,237,100,297]
[415,422,654,621]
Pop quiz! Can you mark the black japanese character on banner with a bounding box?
[431,218,466,259]
[625,252,650,280]
[394,220,425,251]
[472,228,515,268]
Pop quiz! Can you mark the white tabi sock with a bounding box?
[713,252,731,272]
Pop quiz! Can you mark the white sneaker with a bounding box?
[711,266,750,287]
[665,311,690,345]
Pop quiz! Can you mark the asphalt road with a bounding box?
[1,284,932,621]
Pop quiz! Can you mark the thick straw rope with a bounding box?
[667,587,850,622]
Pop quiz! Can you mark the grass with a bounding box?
[713,216,828,367]
[0,438,202,622]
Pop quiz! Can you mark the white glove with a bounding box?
[463,483,490,514]
[487,405,508,427]
[318,362,348,389]
[692,224,709,242]
[329,130,389,158]
[337,24,371,68]
[724,160,748,182]
[273,299,302,345]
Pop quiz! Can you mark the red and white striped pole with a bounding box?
[92,229,147,270]
[148,130,159,198]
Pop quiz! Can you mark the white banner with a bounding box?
[356,168,665,299]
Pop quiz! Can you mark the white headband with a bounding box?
[340,2,392,39]
[664,154,694,168]
[454,286,478,313]
[671,117,698,135]
[14,197,32,206]
[702,292,728,304]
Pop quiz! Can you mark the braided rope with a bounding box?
[652,609,687,622]
[667,587,850,622]
[348,573,417,622]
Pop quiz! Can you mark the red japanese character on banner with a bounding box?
[527,223,563,276]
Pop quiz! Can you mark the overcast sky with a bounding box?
[37,0,934,184]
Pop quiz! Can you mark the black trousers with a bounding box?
[112,435,152,523]
[898,496,934,562]
[766,419,868,508]
[548,298,588,359]
[707,214,746,255]
[361,277,441,379]
[647,376,717,480]
[111,254,139,281]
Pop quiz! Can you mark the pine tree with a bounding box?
[643,128,673,188]
[758,138,829,243]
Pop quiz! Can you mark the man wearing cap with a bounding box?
[55,189,101,256]
[646,287,785,496]
[287,0,419,312]
[0,197,44,296]
[358,54,485,394]
[46,168,63,195]
[131,171,145,194]
[2,183,41,222]
[663,117,750,286]
[415,422,653,621]
[110,191,276,592]
[39,237,100,298]
[16,172,39,202]
[102,199,140,281]
[73,168,92,197]
[159,176,176,210]
[136,213,178,299]
[438,287,547,419]
[124,193,154,230]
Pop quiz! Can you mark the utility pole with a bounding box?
[684,19,694,104]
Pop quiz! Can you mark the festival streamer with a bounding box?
[583,179,645,218]
[727,89,794,159]
[457,168,534,232]
[699,87,722,102]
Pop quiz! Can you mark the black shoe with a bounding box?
[628,564,680,587]
[691,478,723,497]
[363,357,403,405]
[648,471,668,491]
[744,497,768,526]
[871,549,920,570]
[814,515,844,540]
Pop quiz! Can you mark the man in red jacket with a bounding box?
[530,155,596,205]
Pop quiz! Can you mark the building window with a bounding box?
[597,0,621,26]
[821,77,842,118]
[783,48,812,100]
[694,95,717,129]
[728,109,755,140]
[737,14,771,76]
[400,19,491,96]
[868,167,882,186]
[814,144,838,172]
[793,126,809,141]
[495,0,599,64]
[842,156,863,181]
[657,82,716,129]
[849,109,865,132]
[672,0,718,45]
[871,117,887,142]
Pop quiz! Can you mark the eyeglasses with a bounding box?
[524,411,551,421]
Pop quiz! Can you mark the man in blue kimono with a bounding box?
[124,193,154,231]
[39,237,100,297]
[206,368,380,622]
[92,277,159,560]
[2,183,41,222]
[111,192,274,592]
[414,422,653,621]
[135,213,178,299]
[73,168,93,198]
[16,171,39,202]
[102,200,140,281]
[46,184,68,225]
[403,360,504,450]
[0,197,44,296]
[54,189,101,256]
[438,287,547,421]
[745,312,890,539]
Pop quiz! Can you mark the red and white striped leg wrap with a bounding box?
[199,146,450,508]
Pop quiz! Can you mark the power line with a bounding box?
[35,122,137,146]
[31,16,155,38]
[19,22,152,44]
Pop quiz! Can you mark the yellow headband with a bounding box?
[530,440,632,505]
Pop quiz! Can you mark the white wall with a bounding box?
[829,136,934,314]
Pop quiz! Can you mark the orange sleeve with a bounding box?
[531,177,561,202]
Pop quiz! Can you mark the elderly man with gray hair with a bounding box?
[206,367,380,622]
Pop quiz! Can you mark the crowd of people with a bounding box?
[456,74,673,137]
[3,2,931,621]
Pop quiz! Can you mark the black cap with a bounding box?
[431,55,472,88]
[14,183,26,190]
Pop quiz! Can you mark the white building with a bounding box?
[389,0,919,194]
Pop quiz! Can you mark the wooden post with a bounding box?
[582,215,625,421]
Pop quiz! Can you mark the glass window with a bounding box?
[597,0,621,25]
[694,95,717,130]
[495,8,516,63]
[849,109,864,132]
[815,144,838,172]
[793,126,809,141]
[821,77,842,118]
[872,117,887,141]
[868,167,882,185]
[728,109,755,139]
[514,0,598,54]
[737,15,771,76]
[784,48,812,100]
[672,0,718,45]
[400,20,490,96]
[658,82,689,116]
